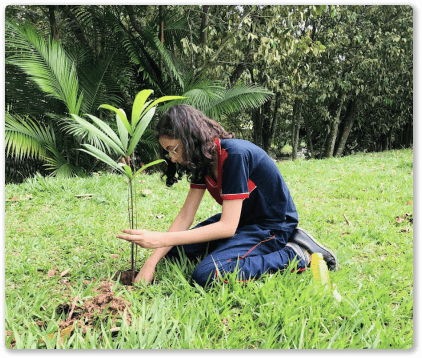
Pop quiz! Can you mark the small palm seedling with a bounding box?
[71,89,183,283]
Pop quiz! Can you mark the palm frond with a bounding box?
[5,18,83,115]
[76,47,123,114]
[61,116,108,154]
[5,111,55,160]
[162,14,195,51]
[5,111,81,178]
[5,64,64,117]
[79,144,124,174]
[158,79,225,113]
[112,19,162,91]
[205,84,274,119]
[69,114,125,156]
[142,26,184,89]
[43,143,82,178]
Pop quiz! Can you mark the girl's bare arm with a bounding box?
[118,198,243,249]
[141,187,206,267]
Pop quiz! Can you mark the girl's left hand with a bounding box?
[116,229,163,249]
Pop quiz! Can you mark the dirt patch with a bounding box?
[58,280,132,333]
[113,270,139,286]
[7,280,135,348]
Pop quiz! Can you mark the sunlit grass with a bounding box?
[5,148,413,348]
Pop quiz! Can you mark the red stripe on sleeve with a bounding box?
[221,193,249,200]
[190,183,206,189]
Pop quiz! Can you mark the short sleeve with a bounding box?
[221,153,250,200]
[190,176,206,190]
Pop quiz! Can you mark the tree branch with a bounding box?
[124,5,143,36]
[196,9,255,74]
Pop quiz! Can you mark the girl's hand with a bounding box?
[134,263,155,284]
[116,229,163,249]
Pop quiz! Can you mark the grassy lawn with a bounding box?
[5,149,413,349]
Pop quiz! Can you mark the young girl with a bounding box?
[117,105,337,286]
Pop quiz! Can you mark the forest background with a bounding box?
[4,4,413,183]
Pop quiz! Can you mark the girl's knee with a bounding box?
[191,258,238,287]
[191,263,216,287]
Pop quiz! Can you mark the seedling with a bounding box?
[73,90,183,283]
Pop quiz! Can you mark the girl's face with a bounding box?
[159,136,188,165]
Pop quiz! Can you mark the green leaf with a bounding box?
[70,114,125,156]
[99,104,133,135]
[141,96,186,118]
[127,107,156,156]
[118,163,133,179]
[115,112,128,152]
[80,144,125,174]
[132,90,154,130]
[133,159,165,178]
[85,114,124,151]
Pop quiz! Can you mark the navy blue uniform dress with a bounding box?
[166,138,306,286]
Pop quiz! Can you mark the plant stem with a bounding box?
[129,178,135,282]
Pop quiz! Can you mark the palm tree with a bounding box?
[5,17,123,177]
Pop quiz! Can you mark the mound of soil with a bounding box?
[58,280,132,333]
[6,281,133,348]
[113,270,139,286]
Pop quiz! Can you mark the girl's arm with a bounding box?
[159,199,243,246]
[144,187,206,264]
[118,198,243,249]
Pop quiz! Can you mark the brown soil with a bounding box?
[57,280,132,333]
[7,280,134,348]
[113,269,139,286]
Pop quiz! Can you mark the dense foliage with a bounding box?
[5,5,413,182]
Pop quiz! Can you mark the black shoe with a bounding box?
[285,242,311,267]
[289,228,338,271]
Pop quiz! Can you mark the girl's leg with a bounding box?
[165,214,223,261]
[191,224,304,287]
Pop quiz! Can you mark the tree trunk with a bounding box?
[262,93,279,153]
[125,5,143,34]
[334,99,357,157]
[405,121,413,148]
[325,96,345,158]
[159,5,165,44]
[230,62,247,86]
[48,5,58,41]
[230,19,254,86]
[382,134,389,151]
[200,5,209,44]
[302,112,314,159]
[400,128,404,149]
[291,99,300,161]
[252,107,263,148]
[250,66,263,149]
[60,6,92,54]
[262,99,273,153]
[388,127,393,151]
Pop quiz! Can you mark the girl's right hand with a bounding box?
[134,263,155,284]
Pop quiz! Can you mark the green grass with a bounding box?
[5,149,413,349]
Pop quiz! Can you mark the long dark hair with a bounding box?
[155,105,234,186]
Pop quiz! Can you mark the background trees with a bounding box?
[5,5,413,183]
